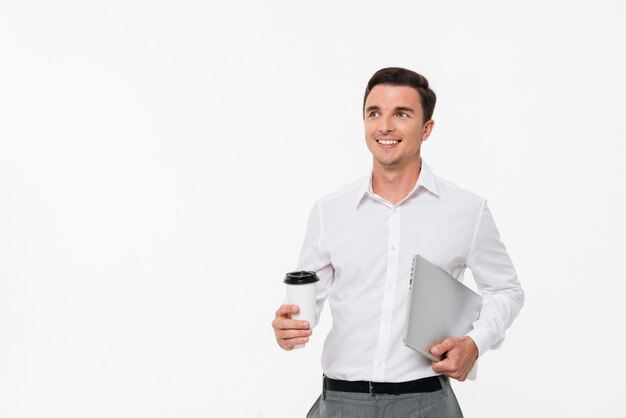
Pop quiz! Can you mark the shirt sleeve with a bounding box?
[465,201,525,357]
[296,201,334,327]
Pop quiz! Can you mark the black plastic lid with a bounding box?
[284,271,319,285]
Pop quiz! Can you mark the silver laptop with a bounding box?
[403,255,482,362]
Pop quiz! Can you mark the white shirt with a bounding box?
[297,161,524,382]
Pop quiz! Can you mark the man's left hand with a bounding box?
[430,336,478,381]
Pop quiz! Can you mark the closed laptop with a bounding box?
[403,255,483,362]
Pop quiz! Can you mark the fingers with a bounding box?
[272,304,312,350]
[272,317,310,332]
[275,327,313,350]
[280,335,311,350]
[431,356,458,375]
[431,357,452,374]
[430,337,476,381]
[275,304,300,317]
[279,328,313,339]
[431,357,467,381]
[430,338,456,356]
[273,304,310,330]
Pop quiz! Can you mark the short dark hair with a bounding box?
[363,67,436,122]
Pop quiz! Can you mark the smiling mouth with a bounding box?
[376,139,401,145]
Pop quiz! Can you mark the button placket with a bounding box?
[372,206,401,381]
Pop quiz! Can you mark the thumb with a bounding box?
[430,339,454,356]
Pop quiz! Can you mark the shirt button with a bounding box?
[387,284,393,290]
[391,246,396,251]
[376,362,383,367]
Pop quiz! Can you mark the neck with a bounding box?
[371,158,422,205]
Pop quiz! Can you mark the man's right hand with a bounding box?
[272,304,312,350]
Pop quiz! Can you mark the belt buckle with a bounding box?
[368,381,374,396]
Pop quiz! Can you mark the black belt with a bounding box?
[323,375,441,395]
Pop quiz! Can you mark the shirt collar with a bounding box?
[355,160,439,208]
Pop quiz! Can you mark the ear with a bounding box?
[421,119,435,141]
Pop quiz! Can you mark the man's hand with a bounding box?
[430,336,478,381]
[272,304,312,350]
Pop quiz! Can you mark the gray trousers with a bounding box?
[306,376,463,418]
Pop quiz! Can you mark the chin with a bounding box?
[375,158,401,168]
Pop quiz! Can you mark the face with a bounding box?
[364,84,434,171]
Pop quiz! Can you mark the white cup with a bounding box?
[284,271,319,349]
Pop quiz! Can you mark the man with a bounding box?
[272,67,524,417]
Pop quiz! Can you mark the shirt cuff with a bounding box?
[466,326,492,358]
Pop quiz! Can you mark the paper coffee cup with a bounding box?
[284,271,319,348]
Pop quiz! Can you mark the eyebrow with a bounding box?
[393,106,415,114]
[365,105,415,114]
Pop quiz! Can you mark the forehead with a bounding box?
[365,84,422,110]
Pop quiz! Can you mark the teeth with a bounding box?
[378,140,399,145]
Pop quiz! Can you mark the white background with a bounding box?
[1,1,625,417]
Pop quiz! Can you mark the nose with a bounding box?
[378,115,395,134]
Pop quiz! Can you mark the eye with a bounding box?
[369,111,380,118]
[397,111,408,118]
